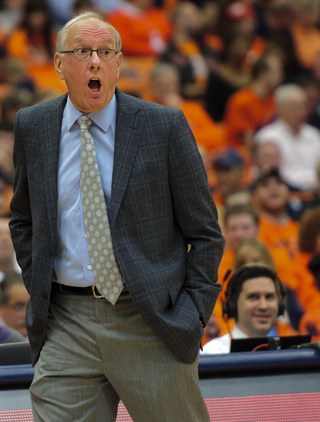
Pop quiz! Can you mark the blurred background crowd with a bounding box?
[0,0,320,349]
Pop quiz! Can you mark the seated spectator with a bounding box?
[251,141,282,179]
[107,0,172,57]
[253,84,320,191]
[202,265,297,354]
[223,53,284,152]
[210,148,245,208]
[252,168,299,265]
[202,238,274,346]
[0,272,29,339]
[233,237,304,329]
[220,204,260,265]
[161,1,216,100]
[143,63,224,152]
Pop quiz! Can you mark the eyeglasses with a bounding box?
[59,48,119,61]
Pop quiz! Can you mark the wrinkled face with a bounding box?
[54,18,122,114]
[236,277,279,337]
[226,213,259,250]
[0,284,29,337]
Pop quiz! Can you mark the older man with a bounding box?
[253,84,320,191]
[9,11,224,422]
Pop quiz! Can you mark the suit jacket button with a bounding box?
[42,292,48,300]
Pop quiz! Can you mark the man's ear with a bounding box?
[54,52,65,81]
[116,52,122,80]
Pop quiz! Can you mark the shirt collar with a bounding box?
[66,94,117,133]
[233,324,277,338]
[232,326,249,339]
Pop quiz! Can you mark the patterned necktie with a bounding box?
[78,115,123,305]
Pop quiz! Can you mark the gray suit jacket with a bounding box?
[10,88,224,365]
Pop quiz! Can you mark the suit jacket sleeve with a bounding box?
[168,109,224,325]
[9,109,33,292]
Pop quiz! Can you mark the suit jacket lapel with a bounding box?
[41,94,67,246]
[110,89,144,228]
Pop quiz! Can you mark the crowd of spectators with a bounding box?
[0,0,320,351]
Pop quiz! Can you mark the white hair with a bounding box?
[56,11,122,52]
[275,84,306,106]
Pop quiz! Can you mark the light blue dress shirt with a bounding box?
[54,94,117,287]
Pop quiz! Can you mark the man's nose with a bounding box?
[89,51,101,68]
[258,297,268,309]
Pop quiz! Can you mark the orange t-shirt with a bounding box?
[258,215,299,262]
[223,87,275,147]
[107,7,172,57]
[275,320,299,337]
[256,215,299,291]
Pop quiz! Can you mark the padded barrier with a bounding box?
[199,348,320,376]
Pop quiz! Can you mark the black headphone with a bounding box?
[222,265,286,320]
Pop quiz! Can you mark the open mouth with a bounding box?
[88,78,101,92]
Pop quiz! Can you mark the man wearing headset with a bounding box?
[201,265,296,354]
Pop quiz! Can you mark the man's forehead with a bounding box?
[67,19,115,44]
[242,277,276,292]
